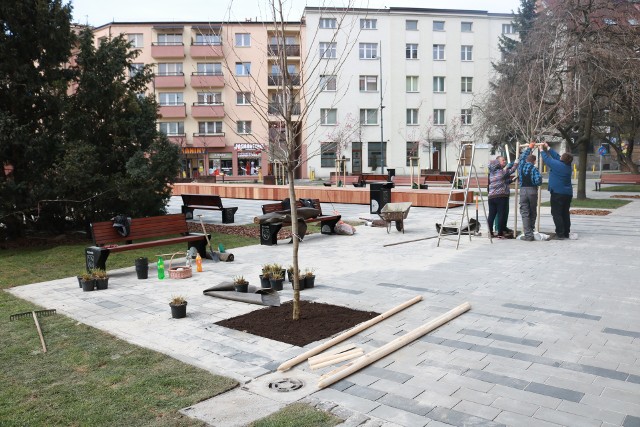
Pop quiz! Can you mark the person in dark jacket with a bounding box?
[518,142,543,241]
[487,156,518,238]
[540,142,573,239]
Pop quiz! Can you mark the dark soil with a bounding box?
[611,194,640,199]
[216,300,380,347]
[570,209,610,216]
[187,222,297,241]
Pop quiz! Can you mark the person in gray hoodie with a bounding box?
[487,156,518,238]
[540,142,573,239]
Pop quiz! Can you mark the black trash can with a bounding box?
[387,168,396,182]
[370,181,394,214]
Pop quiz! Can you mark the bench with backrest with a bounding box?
[85,214,209,272]
[258,199,341,245]
[422,172,456,185]
[595,174,640,191]
[391,176,428,188]
[180,194,238,223]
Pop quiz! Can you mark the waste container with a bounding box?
[370,181,394,214]
[387,168,396,182]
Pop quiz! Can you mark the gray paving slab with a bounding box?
[7,181,640,426]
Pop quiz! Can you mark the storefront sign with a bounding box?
[234,143,262,151]
[208,152,232,159]
[183,147,206,154]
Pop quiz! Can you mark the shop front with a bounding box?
[234,143,262,176]
[208,152,233,176]
[181,147,207,178]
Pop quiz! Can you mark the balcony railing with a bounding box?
[268,73,300,86]
[154,73,186,88]
[158,103,187,118]
[151,43,185,58]
[267,44,301,57]
[191,103,225,118]
[190,73,224,88]
[190,43,223,57]
[268,102,301,115]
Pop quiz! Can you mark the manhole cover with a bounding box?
[268,378,304,392]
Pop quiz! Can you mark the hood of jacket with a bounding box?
[488,159,502,173]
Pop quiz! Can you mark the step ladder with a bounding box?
[437,143,491,249]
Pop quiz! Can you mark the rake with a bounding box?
[10,309,57,353]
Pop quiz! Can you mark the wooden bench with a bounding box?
[422,172,456,184]
[258,199,341,246]
[391,176,428,188]
[180,194,238,223]
[595,174,640,191]
[85,214,209,271]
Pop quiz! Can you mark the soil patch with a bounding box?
[216,300,380,347]
[187,222,295,241]
[569,209,610,216]
[611,195,640,199]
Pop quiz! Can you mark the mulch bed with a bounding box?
[611,195,640,199]
[216,300,379,347]
[187,222,297,241]
[569,209,610,216]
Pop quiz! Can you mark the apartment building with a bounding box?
[93,20,304,179]
[303,8,516,178]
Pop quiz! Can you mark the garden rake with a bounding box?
[10,309,56,353]
[197,214,219,262]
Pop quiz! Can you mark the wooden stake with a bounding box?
[32,311,47,353]
[309,349,364,370]
[277,295,423,372]
[317,302,471,389]
[307,344,357,365]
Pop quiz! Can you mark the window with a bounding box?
[359,43,378,59]
[406,109,419,125]
[406,76,419,92]
[320,75,337,91]
[319,42,337,59]
[319,18,337,29]
[461,109,472,125]
[195,33,221,45]
[360,109,378,125]
[360,19,377,29]
[159,122,184,135]
[406,20,418,30]
[406,142,418,166]
[406,44,418,59]
[321,142,338,167]
[461,77,473,93]
[461,22,473,32]
[433,21,445,31]
[235,33,251,46]
[198,121,223,134]
[433,44,445,60]
[237,121,252,134]
[197,92,222,104]
[368,142,386,168]
[359,75,378,91]
[159,92,183,106]
[433,109,445,125]
[197,62,222,75]
[236,92,251,105]
[157,33,182,45]
[157,63,183,76]
[461,45,473,61]
[127,33,143,48]
[129,63,144,77]
[502,24,515,34]
[433,76,445,93]
[235,62,251,76]
[320,108,337,125]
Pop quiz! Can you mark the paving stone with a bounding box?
[368,404,430,427]
[601,386,640,405]
[494,410,563,427]
[426,407,505,427]
[557,400,626,425]
[491,396,539,416]
[489,384,562,409]
[453,400,501,421]
[362,366,413,384]
[623,415,640,427]
[376,393,434,416]
[602,327,640,339]
[463,369,529,390]
[533,407,601,427]
[524,382,584,403]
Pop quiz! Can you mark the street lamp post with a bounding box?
[378,41,385,175]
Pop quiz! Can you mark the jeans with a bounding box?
[519,187,538,238]
[550,192,572,237]
[488,197,508,235]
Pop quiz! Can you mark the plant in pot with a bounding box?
[269,270,285,291]
[303,267,316,289]
[79,272,95,292]
[169,295,187,319]
[272,263,286,279]
[92,268,109,290]
[233,275,249,293]
[259,264,272,288]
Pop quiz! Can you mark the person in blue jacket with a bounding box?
[540,142,573,239]
[518,142,543,241]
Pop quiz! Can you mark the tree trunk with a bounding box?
[577,142,588,200]
[287,166,301,321]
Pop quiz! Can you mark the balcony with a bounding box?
[268,102,301,116]
[191,103,224,118]
[191,72,224,88]
[268,44,301,57]
[159,104,187,118]
[190,43,223,58]
[192,133,226,147]
[155,73,185,88]
[268,73,300,87]
[167,134,188,145]
[151,43,185,58]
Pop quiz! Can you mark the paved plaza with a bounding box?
[8,181,640,427]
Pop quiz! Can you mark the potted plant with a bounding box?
[269,270,284,291]
[80,272,95,292]
[259,264,272,288]
[233,275,249,293]
[169,295,187,319]
[272,263,286,279]
[303,267,316,289]
[92,268,109,290]
[135,257,149,279]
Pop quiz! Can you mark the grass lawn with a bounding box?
[540,198,630,209]
[597,184,640,192]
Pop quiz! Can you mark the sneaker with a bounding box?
[522,235,534,241]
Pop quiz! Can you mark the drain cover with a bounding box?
[268,378,304,392]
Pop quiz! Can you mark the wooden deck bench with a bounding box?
[595,174,640,191]
[85,214,209,271]
[180,194,238,223]
[258,199,341,246]
[422,172,456,185]
[392,176,428,188]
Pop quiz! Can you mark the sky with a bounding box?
[67,0,522,26]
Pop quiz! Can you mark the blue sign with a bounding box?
[598,146,607,156]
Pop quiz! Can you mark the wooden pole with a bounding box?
[307,344,357,365]
[277,295,423,372]
[32,311,47,353]
[317,302,471,389]
[309,349,364,370]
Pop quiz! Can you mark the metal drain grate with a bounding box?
[268,378,304,392]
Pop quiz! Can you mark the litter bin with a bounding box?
[387,168,396,182]
[370,181,394,214]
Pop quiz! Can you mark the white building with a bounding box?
[303,7,516,178]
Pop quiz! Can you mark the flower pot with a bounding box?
[81,279,95,292]
[234,283,249,293]
[135,257,149,279]
[287,270,293,282]
[259,274,271,288]
[170,303,187,319]
[303,275,316,288]
[95,277,109,290]
[291,278,305,290]
[269,278,284,291]
[77,276,83,288]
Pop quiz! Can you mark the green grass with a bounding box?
[598,184,640,192]
[249,403,342,427]
[540,198,630,209]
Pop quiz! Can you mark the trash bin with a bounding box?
[387,168,396,182]
[370,181,394,214]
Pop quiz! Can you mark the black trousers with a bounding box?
[488,197,508,235]
[550,192,572,237]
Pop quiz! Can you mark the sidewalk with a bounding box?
[9,183,640,427]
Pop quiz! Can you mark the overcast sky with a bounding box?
[67,0,522,26]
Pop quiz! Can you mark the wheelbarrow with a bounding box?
[379,202,412,233]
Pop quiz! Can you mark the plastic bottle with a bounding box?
[195,253,203,272]
[157,256,165,280]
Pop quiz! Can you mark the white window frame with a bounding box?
[129,63,144,77]
[433,45,445,60]
[159,92,183,106]
[406,76,419,92]
[198,121,223,135]
[320,108,337,125]
[320,75,337,91]
[360,19,377,29]
[321,142,338,167]
[461,22,473,32]
[319,42,337,59]
[433,76,445,93]
[433,21,445,31]
[197,62,222,75]
[127,33,143,48]
[235,33,251,47]
[406,20,418,31]
[197,92,222,105]
[461,77,473,93]
[433,109,445,125]
[359,75,378,92]
[406,109,419,125]
[360,108,378,125]
[195,33,221,45]
[502,23,515,34]
[159,121,184,135]
[406,43,418,59]
[461,109,472,125]
[157,62,183,76]
[319,18,337,29]
[359,43,378,59]
[236,121,252,134]
[157,33,182,46]
[236,92,251,105]
[461,45,473,61]
[235,62,251,76]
